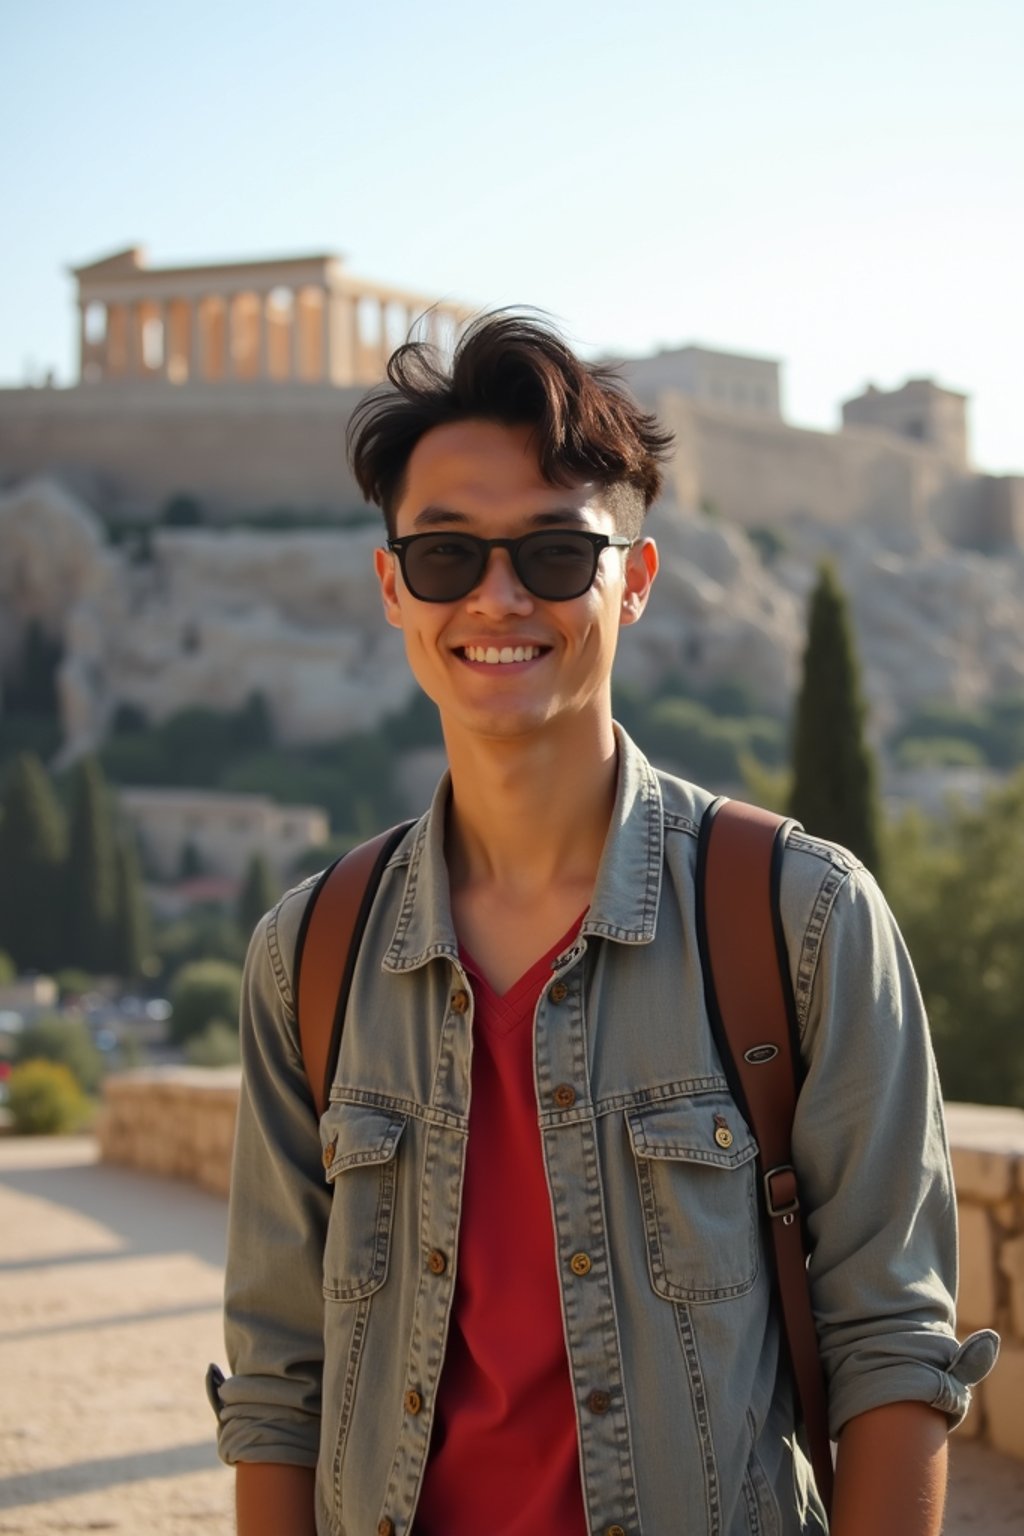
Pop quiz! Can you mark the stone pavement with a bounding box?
[1,1137,1022,1535]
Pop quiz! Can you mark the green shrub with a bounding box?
[155,909,248,975]
[15,1015,104,1093]
[185,1019,242,1067]
[169,959,243,1045]
[895,737,985,771]
[8,1059,88,1134]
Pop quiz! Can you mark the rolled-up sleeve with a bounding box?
[211,891,329,1467]
[789,862,999,1438]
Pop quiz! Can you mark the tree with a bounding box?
[0,753,67,972]
[238,851,277,938]
[885,772,1024,1108]
[64,756,119,973]
[161,492,204,526]
[788,563,883,877]
[169,958,243,1045]
[112,833,152,980]
[5,621,63,716]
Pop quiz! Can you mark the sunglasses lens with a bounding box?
[396,531,604,601]
[402,535,484,600]
[517,533,598,599]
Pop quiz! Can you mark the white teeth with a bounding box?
[464,644,540,664]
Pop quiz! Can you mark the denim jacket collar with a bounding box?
[381,723,664,974]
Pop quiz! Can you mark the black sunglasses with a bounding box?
[386,529,634,603]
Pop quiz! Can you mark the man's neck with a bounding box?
[443,711,618,904]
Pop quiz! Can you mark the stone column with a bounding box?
[224,294,237,379]
[329,292,356,384]
[159,301,171,378]
[257,293,270,379]
[190,298,204,382]
[319,287,331,382]
[379,298,390,372]
[77,303,88,382]
[125,302,141,377]
[290,289,303,380]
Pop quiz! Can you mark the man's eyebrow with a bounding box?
[412,506,471,528]
[411,505,591,530]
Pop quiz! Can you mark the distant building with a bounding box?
[842,379,969,468]
[616,344,782,421]
[0,245,475,522]
[72,245,473,391]
[118,786,329,882]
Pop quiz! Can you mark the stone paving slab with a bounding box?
[1,1136,1022,1533]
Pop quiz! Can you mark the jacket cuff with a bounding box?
[828,1329,1000,1436]
[208,1366,321,1468]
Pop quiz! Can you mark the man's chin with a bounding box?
[444,701,557,743]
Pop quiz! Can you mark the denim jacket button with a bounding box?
[553,1083,576,1107]
[404,1389,423,1415]
[426,1248,447,1275]
[451,989,470,1014]
[570,1251,593,1276]
[550,980,569,1004]
[321,1136,337,1169]
[587,1389,612,1414]
[606,1526,627,1536]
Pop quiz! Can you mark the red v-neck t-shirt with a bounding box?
[413,917,588,1536]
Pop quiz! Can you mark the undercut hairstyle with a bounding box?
[347,311,675,537]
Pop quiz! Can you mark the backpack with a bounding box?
[292,797,834,1513]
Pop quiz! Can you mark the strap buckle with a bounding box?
[763,1164,800,1220]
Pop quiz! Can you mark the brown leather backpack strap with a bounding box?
[697,797,835,1516]
[294,821,414,1119]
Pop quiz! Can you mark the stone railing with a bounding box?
[944,1103,1024,1459]
[97,1074,1024,1459]
[98,1067,241,1197]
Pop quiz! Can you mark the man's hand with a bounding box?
[831,1400,948,1536]
[236,1462,317,1536]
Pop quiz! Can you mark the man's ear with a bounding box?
[620,537,658,627]
[375,546,404,629]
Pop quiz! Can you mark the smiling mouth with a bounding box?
[459,644,548,665]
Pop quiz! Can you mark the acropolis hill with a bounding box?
[1,245,1024,770]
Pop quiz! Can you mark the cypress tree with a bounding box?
[788,562,883,877]
[64,756,119,974]
[0,753,67,973]
[238,851,277,938]
[112,833,152,981]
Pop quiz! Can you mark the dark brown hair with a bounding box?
[347,310,674,536]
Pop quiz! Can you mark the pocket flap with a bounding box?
[320,1104,406,1182]
[627,1094,757,1170]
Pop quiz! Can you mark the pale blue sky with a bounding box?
[3,0,1021,470]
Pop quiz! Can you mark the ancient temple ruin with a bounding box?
[72,246,474,389]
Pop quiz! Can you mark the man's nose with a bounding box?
[466,547,534,613]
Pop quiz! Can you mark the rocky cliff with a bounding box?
[3,478,1023,763]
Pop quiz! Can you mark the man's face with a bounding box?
[374,419,658,744]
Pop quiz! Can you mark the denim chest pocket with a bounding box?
[627,1093,759,1302]
[320,1104,407,1301]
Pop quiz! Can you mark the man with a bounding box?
[209,314,996,1535]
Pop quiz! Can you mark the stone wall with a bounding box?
[98,1068,241,1197]
[97,1075,1023,1459]
[945,1103,1024,1459]
[0,382,367,519]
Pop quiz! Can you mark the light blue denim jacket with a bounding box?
[212,726,998,1536]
